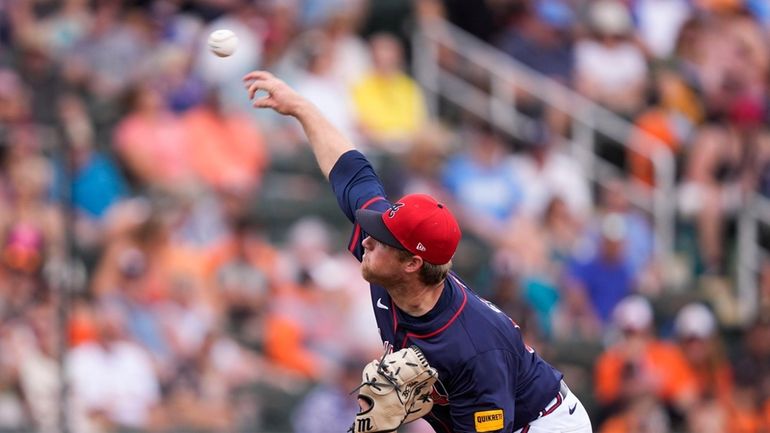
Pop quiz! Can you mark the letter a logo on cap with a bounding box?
[387,203,404,218]
[416,242,426,252]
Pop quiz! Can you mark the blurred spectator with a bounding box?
[206,217,280,348]
[0,152,64,275]
[16,41,69,127]
[594,296,698,419]
[591,179,655,284]
[291,356,363,433]
[265,218,368,379]
[632,0,692,59]
[693,0,742,13]
[541,196,583,269]
[322,6,372,88]
[441,121,524,244]
[100,247,172,369]
[0,69,30,125]
[67,4,153,101]
[67,304,161,433]
[301,0,365,30]
[54,93,128,221]
[161,328,270,433]
[351,32,428,151]
[678,121,746,274]
[674,303,732,400]
[490,264,544,342]
[400,120,454,197]
[36,0,93,59]
[293,31,360,146]
[685,398,729,433]
[183,89,269,192]
[511,120,592,221]
[718,367,770,433]
[549,292,602,345]
[563,213,635,327]
[6,302,59,433]
[157,276,216,366]
[495,0,575,84]
[675,13,768,115]
[502,196,583,339]
[157,47,208,114]
[599,394,670,433]
[731,319,770,405]
[575,0,648,115]
[260,0,302,69]
[628,68,701,188]
[113,82,193,189]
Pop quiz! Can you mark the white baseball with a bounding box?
[207,29,238,57]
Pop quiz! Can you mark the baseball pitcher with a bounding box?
[244,71,592,433]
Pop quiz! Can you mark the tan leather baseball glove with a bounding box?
[350,345,438,433]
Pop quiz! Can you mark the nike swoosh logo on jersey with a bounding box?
[376,298,389,310]
[568,403,577,415]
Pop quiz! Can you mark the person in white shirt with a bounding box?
[67,304,160,433]
[511,121,592,222]
[575,0,649,115]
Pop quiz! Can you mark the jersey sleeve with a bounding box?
[449,350,518,433]
[328,150,391,260]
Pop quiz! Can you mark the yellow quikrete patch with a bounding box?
[474,409,504,432]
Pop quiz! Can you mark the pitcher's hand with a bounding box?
[243,71,310,117]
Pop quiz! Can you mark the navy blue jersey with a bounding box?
[329,150,563,433]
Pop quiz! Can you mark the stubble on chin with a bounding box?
[361,263,404,288]
[361,263,378,285]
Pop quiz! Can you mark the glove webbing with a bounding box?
[348,346,435,433]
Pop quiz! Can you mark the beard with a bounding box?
[361,258,404,287]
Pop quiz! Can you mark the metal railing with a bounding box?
[412,19,677,258]
[737,193,768,321]
[413,18,763,322]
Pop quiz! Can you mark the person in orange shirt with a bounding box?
[183,90,268,193]
[673,303,733,401]
[726,319,770,433]
[716,373,768,433]
[628,69,702,188]
[204,217,283,349]
[598,394,670,433]
[594,296,699,416]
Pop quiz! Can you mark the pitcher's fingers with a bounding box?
[242,70,274,82]
[247,79,272,100]
[253,96,276,109]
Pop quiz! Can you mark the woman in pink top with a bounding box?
[114,83,193,189]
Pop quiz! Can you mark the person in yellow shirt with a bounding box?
[351,33,427,152]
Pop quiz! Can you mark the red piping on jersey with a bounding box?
[428,412,454,433]
[539,393,562,417]
[521,425,530,433]
[349,196,385,252]
[400,283,468,348]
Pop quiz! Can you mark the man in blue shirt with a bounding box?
[243,71,592,433]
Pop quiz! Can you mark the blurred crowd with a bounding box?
[0,0,769,433]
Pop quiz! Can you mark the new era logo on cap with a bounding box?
[355,194,461,265]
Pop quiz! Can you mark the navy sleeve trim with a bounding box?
[329,149,368,188]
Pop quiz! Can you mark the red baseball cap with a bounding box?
[355,194,461,265]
